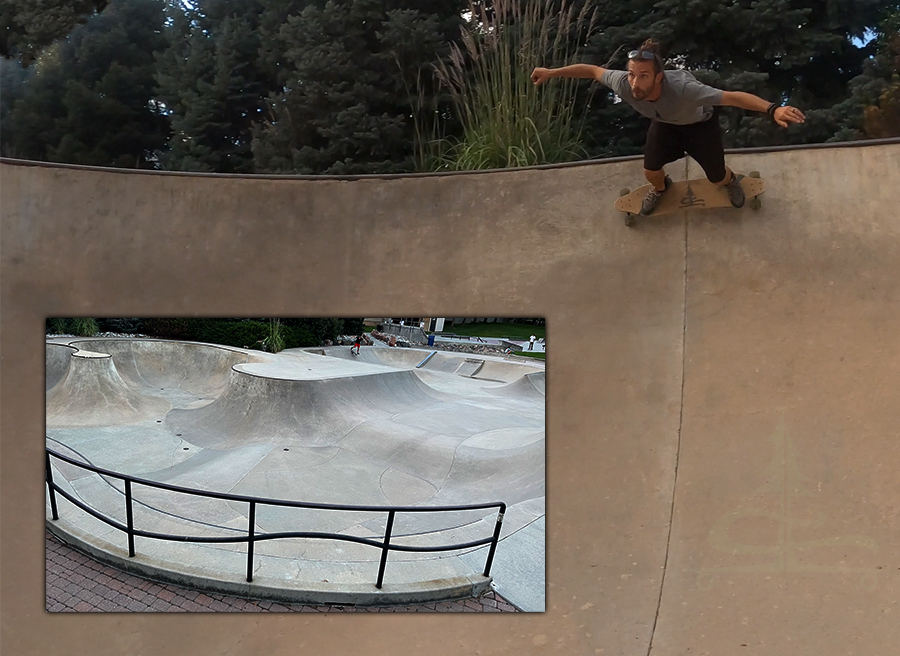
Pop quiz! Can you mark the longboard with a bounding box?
[615,172,765,226]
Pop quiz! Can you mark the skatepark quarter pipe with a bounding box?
[3,138,900,654]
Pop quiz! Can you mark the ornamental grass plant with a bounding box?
[432,0,598,170]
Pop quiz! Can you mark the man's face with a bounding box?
[627,60,661,100]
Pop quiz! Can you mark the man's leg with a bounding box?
[712,165,736,187]
[640,121,683,214]
[644,167,668,192]
[684,108,731,185]
[643,119,680,189]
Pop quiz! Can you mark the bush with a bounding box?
[70,318,98,336]
[432,0,596,170]
[94,318,328,350]
[265,319,286,353]
[141,318,197,340]
[192,319,269,349]
[340,318,365,335]
[47,318,70,334]
[97,318,144,334]
[281,318,344,343]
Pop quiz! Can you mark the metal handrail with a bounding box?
[45,446,505,588]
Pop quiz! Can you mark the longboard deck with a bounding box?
[615,174,766,221]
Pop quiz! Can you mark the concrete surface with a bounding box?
[2,139,899,654]
[43,338,546,609]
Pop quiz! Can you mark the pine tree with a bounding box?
[154,0,280,172]
[858,6,900,138]
[1,0,109,65]
[3,0,169,167]
[574,0,890,154]
[250,0,467,174]
[0,59,36,157]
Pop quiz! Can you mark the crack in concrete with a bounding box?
[647,209,689,655]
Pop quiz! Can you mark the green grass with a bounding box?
[516,351,546,360]
[445,322,545,340]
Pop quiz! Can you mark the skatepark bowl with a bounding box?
[44,338,546,609]
[5,137,900,651]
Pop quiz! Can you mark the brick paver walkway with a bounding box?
[45,531,520,612]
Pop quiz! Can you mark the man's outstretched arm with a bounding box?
[720,91,806,128]
[531,64,607,85]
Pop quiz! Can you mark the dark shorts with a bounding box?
[643,107,726,183]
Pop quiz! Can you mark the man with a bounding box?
[531,39,806,215]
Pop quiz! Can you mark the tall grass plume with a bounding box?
[433,0,598,170]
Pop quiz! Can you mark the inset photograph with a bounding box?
[45,318,545,612]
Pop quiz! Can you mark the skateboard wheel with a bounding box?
[619,188,631,197]
[749,197,761,210]
[749,171,760,178]
[624,213,636,227]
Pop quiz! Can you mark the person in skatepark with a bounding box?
[530,39,806,215]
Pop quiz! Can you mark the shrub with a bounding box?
[193,319,269,349]
[433,0,597,170]
[97,318,144,334]
[70,318,98,336]
[96,318,326,350]
[47,318,70,335]
[141,318,196,340]
[340,318,365,335]
[285,324,318,348]
[282,318,344,343]
[263,319,285,353]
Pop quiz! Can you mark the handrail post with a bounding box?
[124,480,135,557]
[376,510,396,589]
[45,451,59,520]
[246,501,256,583]
[482,504,505,577]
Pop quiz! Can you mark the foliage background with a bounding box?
[44,317,366,351]
[3,0,899,173]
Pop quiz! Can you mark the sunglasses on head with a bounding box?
[628,50,656,61]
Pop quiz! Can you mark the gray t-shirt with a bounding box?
[600,69,723,125]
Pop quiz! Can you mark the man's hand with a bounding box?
[774,105,805,128]
[531,67,552,85]
[721,92,806,128]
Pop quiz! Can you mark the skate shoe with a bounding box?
[725,172,745,208]
[640,176,673,215]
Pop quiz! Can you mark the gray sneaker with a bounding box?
[725,172,745,208]
[640,176,673,215]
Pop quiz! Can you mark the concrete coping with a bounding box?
[70,350,111,359]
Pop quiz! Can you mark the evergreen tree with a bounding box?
[1,0,109,65]
[251,0,467,174]
[0,59,35,157]
[857,5,900,138]
[154,0,280,172]
[574,0,890,155]
[3,0,169,167]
